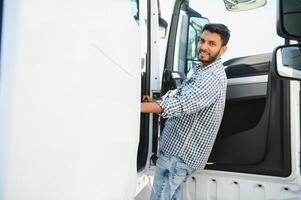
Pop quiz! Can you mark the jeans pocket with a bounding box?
[175,167,188,177]
[175,162,194,176]
[156,157,167,169]
[156,154,170,169]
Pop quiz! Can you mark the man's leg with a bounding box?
[150,152,194,200]
[150,154,171,200]
[169,160,193,200]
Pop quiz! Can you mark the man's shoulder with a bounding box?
[198,66,226,86]
[202,65,225,77]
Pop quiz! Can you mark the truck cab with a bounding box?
[0,0,300,199]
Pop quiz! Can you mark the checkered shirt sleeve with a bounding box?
[157,71,219,118]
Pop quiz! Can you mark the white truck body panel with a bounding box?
[0,0,141,199]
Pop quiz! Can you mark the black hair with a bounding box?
[202,23,230,46]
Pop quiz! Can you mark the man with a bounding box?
[141,23,230,200]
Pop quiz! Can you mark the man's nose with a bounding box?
[199,43,208,51]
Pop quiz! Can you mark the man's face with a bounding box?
[198,30,227,66]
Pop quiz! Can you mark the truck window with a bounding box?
[186,17,208,73]
[171,7,208,75]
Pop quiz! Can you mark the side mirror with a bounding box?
[277,0,301,40]
[274,45,301,81]
[223,0,266,12]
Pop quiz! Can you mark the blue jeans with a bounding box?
[150,152,194,200]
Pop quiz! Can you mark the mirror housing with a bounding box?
[277,0,301,40]
[223,0,266,12]
[273,45,301,81]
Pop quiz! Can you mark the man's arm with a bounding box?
[141,95,164,114]
[141,102,163,113]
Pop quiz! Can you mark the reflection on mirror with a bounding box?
[281,0,301,38]
[223,0,266,12]
[186,17,209,73]
[276,45,301,80]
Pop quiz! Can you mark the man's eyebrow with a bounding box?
[200,38,217,44]
[208,40,217,44]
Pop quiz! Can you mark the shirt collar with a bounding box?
[198,59,223,72]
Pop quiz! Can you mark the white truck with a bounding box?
[0,0,300,199]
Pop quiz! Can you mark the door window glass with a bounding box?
[186,17,208,73]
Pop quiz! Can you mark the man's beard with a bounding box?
[199,49,221,66]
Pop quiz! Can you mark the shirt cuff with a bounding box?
[155,99,168,118]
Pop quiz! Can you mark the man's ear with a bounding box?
[218,45,227,58]
[220,45,227,55]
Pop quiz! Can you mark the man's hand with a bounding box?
[141,95,163,113]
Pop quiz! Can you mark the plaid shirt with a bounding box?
[157,59,227,170]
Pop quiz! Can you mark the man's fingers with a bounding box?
[142,95,149,102]
[142,95,155,102]
[142,96,147,100]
